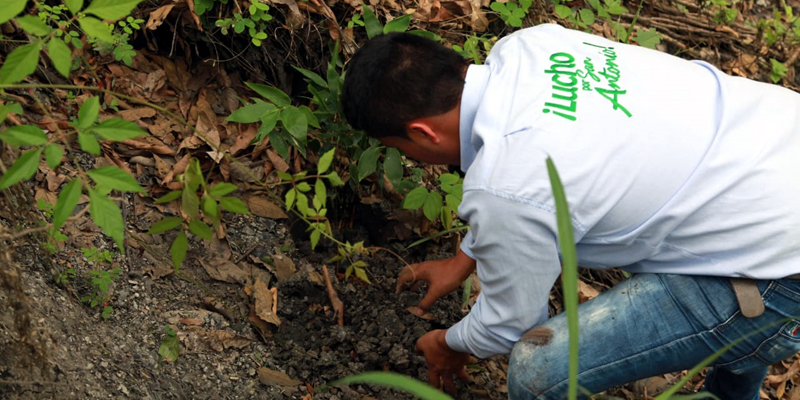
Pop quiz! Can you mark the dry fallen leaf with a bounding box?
[122,136,175,155]
[257,367,301,387]
[153,154,173,179]
[163,154,191,185]
[267,150,290,172]
[180,317,204,326]
[254,276,281,326]
[118,107,157,121]
[578,280,601,303]
[45,171,66,192]
[273,252,297,281]
[246,196,288,219]
[406,306,436,321]
[144,263,174,280]
[200,259,250,284]
[229,124,258,156]
[181,328,252,353]
[146,3,177,30]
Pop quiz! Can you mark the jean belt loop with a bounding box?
[730,278,765,318]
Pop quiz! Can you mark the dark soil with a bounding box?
[0,190,508,400]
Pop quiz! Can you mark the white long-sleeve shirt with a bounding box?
[445,24,800,358]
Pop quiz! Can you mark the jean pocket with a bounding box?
[722,320,800,374]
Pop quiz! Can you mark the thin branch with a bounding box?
[0,205,89,241]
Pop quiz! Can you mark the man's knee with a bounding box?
[508,326,556,400]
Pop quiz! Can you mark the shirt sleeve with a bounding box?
[447,189,563,358]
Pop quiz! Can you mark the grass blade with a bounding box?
[328,371,453,400]
[546,157,579,400]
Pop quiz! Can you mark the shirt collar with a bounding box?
[459,64,491,173]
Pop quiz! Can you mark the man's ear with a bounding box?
[408,121,441,144]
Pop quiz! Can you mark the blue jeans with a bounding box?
[508,274,800,400]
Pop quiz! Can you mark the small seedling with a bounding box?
[770,58,788,83]
[82,247,114,264]
[80,267,122,319]
[158,325,180,362]
[56,268,76,286]
[328,241,371,284]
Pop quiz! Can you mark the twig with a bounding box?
[234,243,258,264]
[321,264,344,327]
[784,46,800,69]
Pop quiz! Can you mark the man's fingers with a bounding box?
[395,265,419,294]
[428,368,441,389]
[418,290,440,312]
[442,375,457,395]
[395,268,411,294]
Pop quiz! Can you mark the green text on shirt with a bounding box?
[542,43,633,122]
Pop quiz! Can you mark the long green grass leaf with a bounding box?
[328,371,453,400]
[406,225,469,248]
[546,157,579,400]
[361,4,383,39]
[654,317,791,400]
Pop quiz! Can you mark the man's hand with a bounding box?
[396,249,476,312]
[416,329,471,395]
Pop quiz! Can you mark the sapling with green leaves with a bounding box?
[148,158,251,271]
[491,0,533,28]
[81,267,122,319]
[402,172,464,231]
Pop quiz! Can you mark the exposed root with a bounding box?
[321,264,344,327]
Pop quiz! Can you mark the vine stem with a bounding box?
[369,246,410,268]
[0,84,188,126]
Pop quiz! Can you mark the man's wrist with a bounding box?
[436,329,451,349]
[451,250,477,280]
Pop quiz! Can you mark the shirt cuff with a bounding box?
[460,230,475,259]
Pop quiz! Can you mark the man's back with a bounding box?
[459,23,800,279]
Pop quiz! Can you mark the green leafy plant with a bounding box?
[80,267,122,319]
[226,82,317,160]
[452,35,495,64]
[770,58,788,83]
[158,325,180,362]
[491,0,533,28]
[360,3,441,41]
[0,96,149,256]
[195,0,273,46]
[36,199,69,253]
[56,268,76,286]
[546,157,580,400]
[327,241,371,283]
[550,0,663,48]
[148,158,251,270]
[82,247,114,264]
[706,0,738,25]
[104,16,145,66]
[277,148,344,250]
[402,173,463,230]
[757,7,800,46]
[1,0,146,84]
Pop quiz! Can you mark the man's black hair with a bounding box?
[342,32,468,138]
